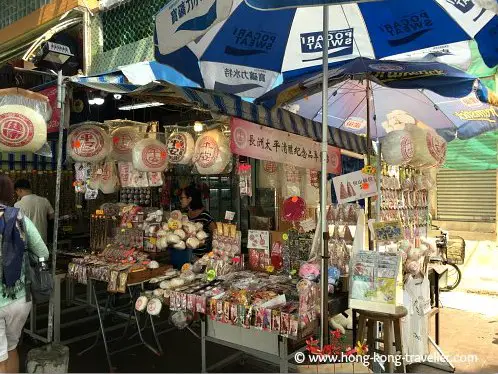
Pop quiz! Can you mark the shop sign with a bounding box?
[230,117,342,174]
[332,170,378,204]
[39,86,60,133]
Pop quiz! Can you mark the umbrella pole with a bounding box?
[319,5,330,348]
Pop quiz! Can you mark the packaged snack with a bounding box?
[271,309,281,333]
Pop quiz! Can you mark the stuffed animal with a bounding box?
[329,309,353,335]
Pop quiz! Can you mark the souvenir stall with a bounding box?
[43,72,369,371]
[346,115,454,373]
[63,113,238,369]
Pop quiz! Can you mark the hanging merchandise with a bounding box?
[167,132,195,165]
[109,126,142,161]
[132,138,169,172]
[282,164,303,199]
[258,160,279,188]
[0,88,52,153]
[402,275,430,357]
[282,196,306,222]
[381,130,414,166]
[99,160,120,194]
[193,129,231,175]
[238,163,252,197]
[406,125,447,168]
[68,123,111,162]
[303,169,320,207]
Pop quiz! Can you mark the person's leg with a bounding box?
[4,298,32,374]
[5,348,18,373]
[0,317,8,373]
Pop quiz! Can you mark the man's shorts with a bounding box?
[0,298,32,361]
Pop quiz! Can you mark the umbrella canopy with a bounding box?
[255,58,498,140]
[155,0,498,98]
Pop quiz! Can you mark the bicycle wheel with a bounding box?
[441,264,462,292]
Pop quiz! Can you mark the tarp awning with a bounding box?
[69,63,369,155]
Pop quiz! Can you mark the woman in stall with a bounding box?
[179,184,216,256]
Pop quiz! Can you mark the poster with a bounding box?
[39,86,60,133]
[349,251,403,314]
[248,230,270,251]
[332,170,378,204]
[230,117,342,174]
[373,220,404,242]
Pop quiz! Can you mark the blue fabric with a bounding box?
[359,0,469,58]
[155,0,498,95]
[244,0,382,9]
[1,206,25,296]
[254,57,497,140]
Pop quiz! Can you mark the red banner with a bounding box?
[230,117,342,174]
[39,86,60,133]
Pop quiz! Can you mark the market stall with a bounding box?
[43,73,369,371]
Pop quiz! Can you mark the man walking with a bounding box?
[14,179,54,244]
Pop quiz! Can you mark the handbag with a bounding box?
[25,256,53,304]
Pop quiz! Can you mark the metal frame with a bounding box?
[77,279,165,372]
[200,318,306,373]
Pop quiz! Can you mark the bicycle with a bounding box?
[429,225,465,292]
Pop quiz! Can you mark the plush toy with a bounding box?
[329,309,353,335]
[299,262,320,281]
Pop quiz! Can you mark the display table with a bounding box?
[201,293,349,373]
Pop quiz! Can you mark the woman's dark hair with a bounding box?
[0,175,14,206]
[182,184,204,210]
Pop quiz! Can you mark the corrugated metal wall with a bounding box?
[437,170,497,222]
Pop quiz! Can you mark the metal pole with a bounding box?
[319,5,330,348]
[47,70,65,345]
[365,79,373,251]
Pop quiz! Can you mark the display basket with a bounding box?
[445,236,465,265]
[168,247,193,269]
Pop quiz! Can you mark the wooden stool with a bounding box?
[357,306,408,373]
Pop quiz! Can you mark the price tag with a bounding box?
[96,209,104,216]
[299,218,316,233]
[225,211,236,221]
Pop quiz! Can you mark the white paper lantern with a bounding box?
[167,132,195,164]
[68,123,110,162]
[381,130,414,166]
[258,160,279,188]
[132,138,168,172]
[110,126,141,161]
[193,129,231,175]
[0,104,47,152]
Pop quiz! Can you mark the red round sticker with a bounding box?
[0,112,35,148]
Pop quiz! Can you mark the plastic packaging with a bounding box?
[258,160,279,188]
[406,125,446,168]
[167,131,195,164]
[282,196,306,222]
[99,160,120,194]
[193,129,231,175]
[67,123,111,162]
[132,138,168,172]
[281,164,303,199]
[303,169,320,207]
[0,105,48,153]
[109,126,142,161]
[381,130,414,166]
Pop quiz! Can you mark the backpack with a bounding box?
[2,206,53,304]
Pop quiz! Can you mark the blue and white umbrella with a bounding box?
[155,0,498,98]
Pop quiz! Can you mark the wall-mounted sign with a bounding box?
[230,117,342,174]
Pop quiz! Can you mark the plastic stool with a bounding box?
[357,306,408,373]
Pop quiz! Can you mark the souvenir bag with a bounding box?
[402,275,430,356]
